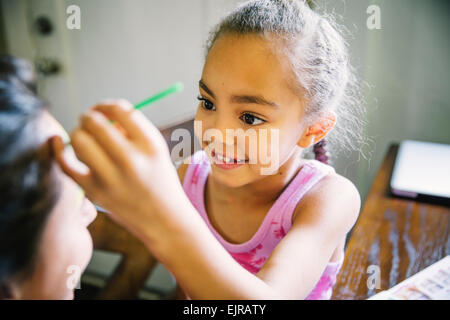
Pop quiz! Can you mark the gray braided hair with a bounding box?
[204,0,367,164]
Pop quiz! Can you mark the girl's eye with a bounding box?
[240,113,265,126]
[197,96,216,111]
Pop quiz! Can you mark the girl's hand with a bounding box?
[52,99,187,246]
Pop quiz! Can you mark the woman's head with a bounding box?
[0,56,96,299]
[195,0,365,187]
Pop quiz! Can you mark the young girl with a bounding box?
[54,0,363,300]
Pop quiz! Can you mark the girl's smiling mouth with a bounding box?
[211,149,247,170]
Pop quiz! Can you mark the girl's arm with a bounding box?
[53,101,360,299]
[156,171,359,300]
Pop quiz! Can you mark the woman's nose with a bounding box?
[81,198,98,226]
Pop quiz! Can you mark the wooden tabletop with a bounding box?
[332,143,450,300]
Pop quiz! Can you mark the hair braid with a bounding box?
[313,138,330,165]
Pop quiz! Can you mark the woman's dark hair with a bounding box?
[0,56,37,94]
[0,56,58,298]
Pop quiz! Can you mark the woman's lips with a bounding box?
[211,149,247,170]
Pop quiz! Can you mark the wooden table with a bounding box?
[332,143,450,299]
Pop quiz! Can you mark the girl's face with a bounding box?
[16,111,97,299]
[195,33,308,187]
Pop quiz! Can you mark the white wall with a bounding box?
[1,0,242,131]
[313,0,450,202]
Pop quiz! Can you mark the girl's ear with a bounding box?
[297,111,336,148]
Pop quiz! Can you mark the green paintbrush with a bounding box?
[134,82,184,110]
[61,82,184,144]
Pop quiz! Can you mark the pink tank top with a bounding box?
[182,150,345,300]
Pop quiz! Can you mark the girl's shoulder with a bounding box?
[292,170,361,227]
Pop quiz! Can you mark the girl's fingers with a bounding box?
[51,135,93,190]
[80,110,134,168]
[92,100,163,149]
[69,128,121,186]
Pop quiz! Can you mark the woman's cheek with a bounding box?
[38,225,93,299]
[61,229,93,299]
[77,227,94,268]
[63,217,94,275]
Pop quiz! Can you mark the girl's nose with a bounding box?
[212,114,232,135]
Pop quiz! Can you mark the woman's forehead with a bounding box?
[38,110,70,144]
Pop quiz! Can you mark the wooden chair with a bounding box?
[87,210,158,299]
